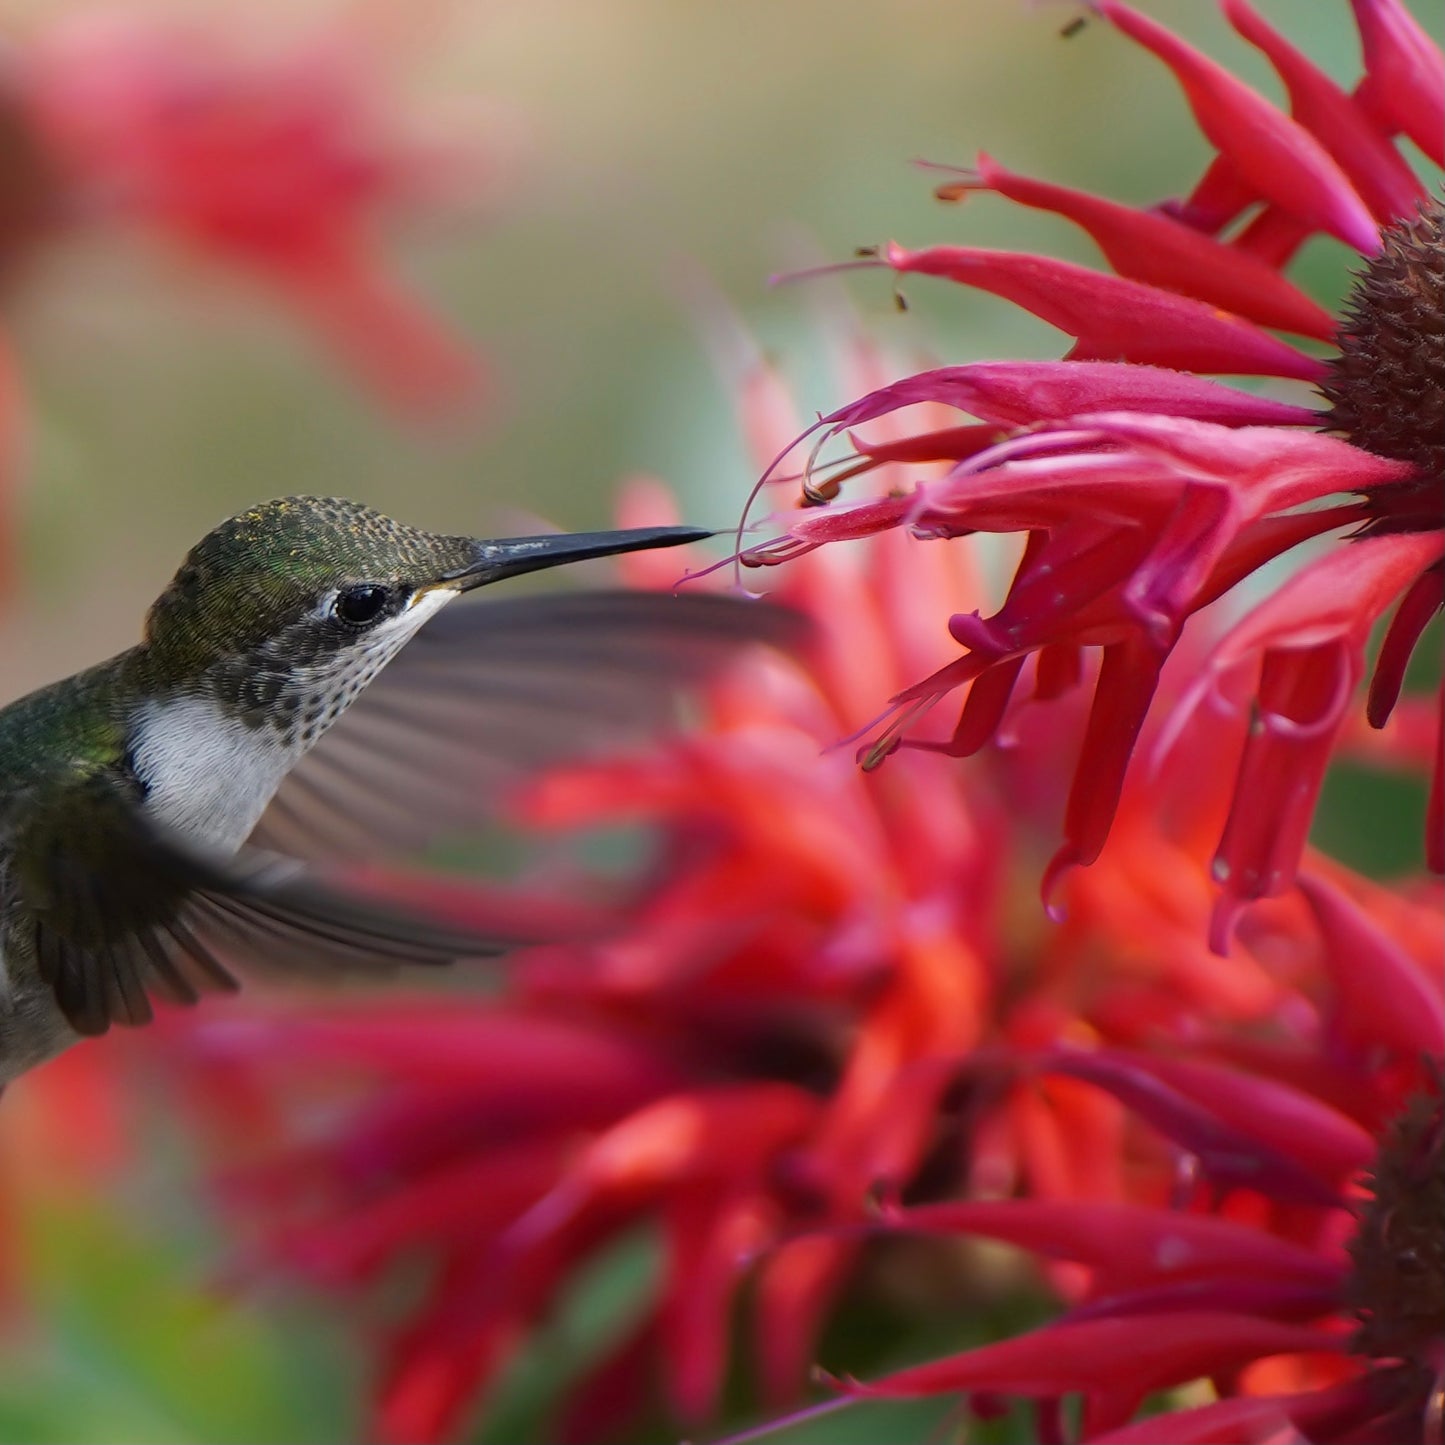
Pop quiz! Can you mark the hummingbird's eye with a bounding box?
[333,584,391,627]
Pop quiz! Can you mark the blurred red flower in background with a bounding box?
[0,4,491,606]
[739,0,1444,948]
[5,8,488,420]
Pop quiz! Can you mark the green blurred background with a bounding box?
[0,1,1434,1440]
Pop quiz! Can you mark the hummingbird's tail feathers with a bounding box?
[16,774,535,1038]
[251,589,810,863]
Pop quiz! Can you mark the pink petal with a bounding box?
[1048,633,1169,886]
[265,1139,561,1287]
[969,153,1337,338]
[1028,412,1412,516]
[556,1320,656,1445]
[1366,562,1444,727]
[1196,532,1445,932]
[1162,151,1258,236]
[660,1189,775,1422]
[1039,1050,1370,1202]
[1351,0,1445,164]
[1097,1,1380,254]
[1223,0,1423,225]
[815,361,1317,436]
[835,1311,1341,1399]
[849,421,1003,465]
[1211,640,1357,937]
[883,243,1326,380]
[1431,680,1444,874]
[1297,873,1445,1058]
[887,1199,1339,1288]
[1090,1378,1378,1445]
[753,1237,858,1408]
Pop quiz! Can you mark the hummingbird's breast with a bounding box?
[129,692,306,853]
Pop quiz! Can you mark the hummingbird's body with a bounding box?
[0,497,794,1085]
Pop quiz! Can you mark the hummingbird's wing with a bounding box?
[13,771,536,1037]
[251,590,805,861]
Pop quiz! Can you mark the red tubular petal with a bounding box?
[1040,1051,1364,1203]
[836,1311,1340,1400]
[1055,634,1168,874]
[1162,152,1256,235]
[884,244,1327,381]
[1090,1379,1379,1445]
[1033,645,1082,701]
[1297,874,1445,1058]
[1064,1277,1342,1325]
[1351,0,1445,165]
[889,1199,1339,1288]
[660,1190,772,1422]
[973,153,1337,338]
[1196,532,1445,938]
[1212,641,1355,935]
[816,361,1317,435]
[1095,1050,1377,1182]
[1431,680,1444,873]
[1097,1,1380,254]
[1194,505,1369,613]
[1367,562,1444,728]
[378,1324,512,1445]
[1231,205,1314,269]
[754,1238,858,1408]
[556,1320,656,1445]
[268,1141,562,1287]
[850,422,1002,464]
[1223,0,1424,225]
[949,656,1027,756]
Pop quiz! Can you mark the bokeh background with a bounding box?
[0,0,1431,1440]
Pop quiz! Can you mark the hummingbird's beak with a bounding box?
[438,525,716,592]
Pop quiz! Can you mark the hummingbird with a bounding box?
[0,495,799,1085]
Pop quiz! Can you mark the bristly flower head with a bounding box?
[737,0,1444,948]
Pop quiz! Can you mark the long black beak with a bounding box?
[442,525,715,591]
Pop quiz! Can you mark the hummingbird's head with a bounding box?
[144,497,476,675]
[141,496,712,730]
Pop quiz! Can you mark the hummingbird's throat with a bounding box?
[134,589,455,853]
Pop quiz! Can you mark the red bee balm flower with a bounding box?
[152,322,1379,1444]
[741,0,1444,946]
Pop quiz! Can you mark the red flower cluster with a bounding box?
[7,9,487,418]
[150,299,1419,1441]
[739,0,1444,949]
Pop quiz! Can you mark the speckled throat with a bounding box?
[130,590,453,853]
[204,589,451,746]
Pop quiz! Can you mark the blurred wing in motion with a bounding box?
[251,590,806,861]
[15,772,533,1037]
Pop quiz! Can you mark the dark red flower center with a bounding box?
[1320,196,1444,523]
[1346,1072,1445,1366]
